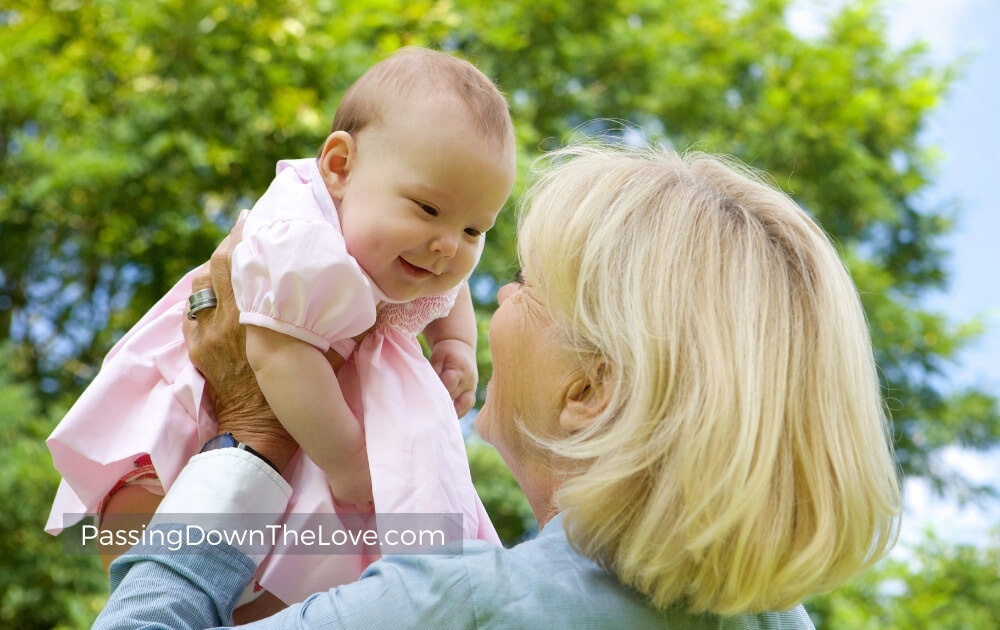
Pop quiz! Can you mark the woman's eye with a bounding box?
[419,203,438,217]
[512,267,524,284]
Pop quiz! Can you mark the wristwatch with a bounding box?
[200,432,280,473]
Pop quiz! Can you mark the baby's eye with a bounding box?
[464,228,482,237]
[419,203,438,217]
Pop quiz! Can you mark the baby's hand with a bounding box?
[430,339,478,417]
[326,450,374,513]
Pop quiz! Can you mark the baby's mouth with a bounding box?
[399,257,433,278]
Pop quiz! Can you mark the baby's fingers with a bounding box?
[453,390,475,418]
[438,366,465,398]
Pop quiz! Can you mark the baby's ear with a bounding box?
[317,131,355,201]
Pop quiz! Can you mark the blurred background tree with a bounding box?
[0,346,106,627]
[1,0,997,626]
[807,529,1000,629]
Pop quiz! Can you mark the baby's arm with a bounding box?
[423,281,479,417]
[245,325,372,510]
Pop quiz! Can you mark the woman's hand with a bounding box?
[181,211,298,471]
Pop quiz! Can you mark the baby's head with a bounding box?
[318,48,516,302]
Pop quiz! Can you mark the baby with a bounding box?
[45,48,515,610]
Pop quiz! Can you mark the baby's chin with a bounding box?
[376,269,466,304]
[371,280,444,305]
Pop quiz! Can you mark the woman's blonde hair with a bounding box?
[517,142,901,614]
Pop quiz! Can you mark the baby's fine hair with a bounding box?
[331,47,513,149]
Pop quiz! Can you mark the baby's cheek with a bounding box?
[361,231,388,256]
[341,228,377,264]
[455,247,481,276]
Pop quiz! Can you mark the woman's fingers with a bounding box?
[183,210,254,394]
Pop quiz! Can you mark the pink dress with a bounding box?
[46,159,499,605]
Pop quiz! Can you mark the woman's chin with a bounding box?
[473,403,495,445]
[473,415,489,444]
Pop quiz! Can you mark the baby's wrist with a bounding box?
[431,337,476,353]
[322,441,368,474]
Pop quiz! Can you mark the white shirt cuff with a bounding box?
[150,449,292,564]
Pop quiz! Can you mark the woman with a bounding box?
[94,143,900,628]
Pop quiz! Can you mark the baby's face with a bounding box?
[334,97,514,303]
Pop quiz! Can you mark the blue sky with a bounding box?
[791,0,1000,548]
[884,0,1000,550]
[889,0,1000,548]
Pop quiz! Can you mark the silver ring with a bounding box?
[187,288,218,320]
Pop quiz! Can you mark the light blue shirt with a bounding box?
[92,450,815,629]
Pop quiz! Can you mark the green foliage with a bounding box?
[0,347,106,628]
[2,0,999,626]
[2,0,996,492]
[808,529,1000,629]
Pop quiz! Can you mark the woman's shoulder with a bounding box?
[462,525,816,629]
[363,534,814,629]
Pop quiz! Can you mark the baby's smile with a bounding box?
[398,257,435,279]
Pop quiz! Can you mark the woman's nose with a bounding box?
[497,282,515,305]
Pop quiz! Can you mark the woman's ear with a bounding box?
[559,362,612,434]
[317,131,356,202]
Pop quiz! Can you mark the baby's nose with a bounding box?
[431,233,458,258]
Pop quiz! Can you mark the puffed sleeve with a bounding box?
[231,219,376,351]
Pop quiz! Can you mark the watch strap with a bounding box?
[200,432,281,473]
